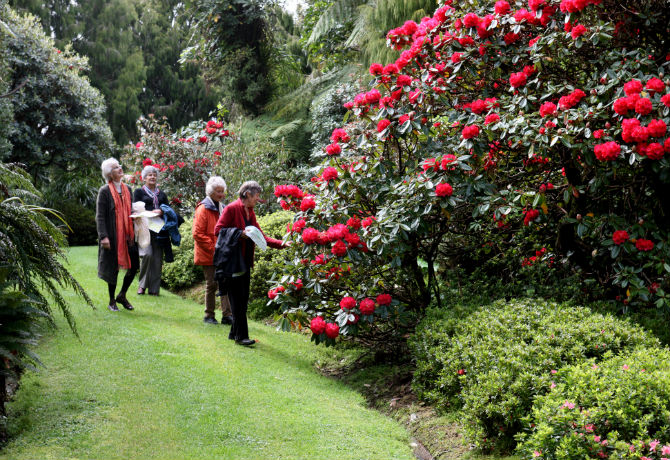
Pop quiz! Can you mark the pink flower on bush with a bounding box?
[436,183,454,197]
[325,323,340,339]
[462,125,480,139]
[325,143,341,156]
[300,197,316,212]
[635,238,654,251]
[322,167,338,182]
[377,119,391,132]
[494,1,511,14]
[359,298,375,315]
[612,230,629,245]
[561,401,575,409]
[310,316,326,335]
[594,141,621,161]
[539,102,557,117]
[509,72,527,88]
[376,294,392,305]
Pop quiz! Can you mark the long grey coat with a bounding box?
[96,184,138,283]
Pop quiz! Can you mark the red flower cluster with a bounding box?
[359,298,375,315]
[484,113,500,124]
[635,238,654,251]
[310,316,326,335]
[275,184,304,199]
[558,89,586,110]
[376,294,392,305]
[267,285,285,300]
[524,209,540,226]
[300,196,316,212]
[612,230,629,245]
[325,143,341,156]
[594,141,621,161]
[509,72,527,88]
[377,119,391,132]
[559,0,601,13]
[435,183,454,197]
[570,24,587,39]
[539,102,557,117]
[462,125,480,139]
[331,128,350,143]
[322,167,339,182]
[340,296,357,311]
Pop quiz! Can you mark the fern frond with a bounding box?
[307,0,369,45]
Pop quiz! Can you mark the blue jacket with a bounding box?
[160,204,182,246]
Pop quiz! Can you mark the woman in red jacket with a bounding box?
[214,181,287,346]
[193,176,233,325]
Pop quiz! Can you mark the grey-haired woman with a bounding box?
[133,165,169,295]
[96,158,139,311]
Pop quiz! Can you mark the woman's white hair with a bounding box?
[141,165,159,180]
[101,158,120,181]
[238,180,262,199]
[206,176,227,197]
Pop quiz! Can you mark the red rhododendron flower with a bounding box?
[635,238,654,251]
[646,143,665,160]
[331,240,347,257]
[634,97,653,115]
[662,94,670,108]
[435,183,454,197]
[268,289,278,300]
[310,316,326,335]
[646,77,666,93]
[528,0,545,11]
[359,298,375,315]
[377,119,391,132]
[524,209,540,226]
[325,323,339,339]
[463,13,480,28]
[198,136,208,143]
[301,227,319,244]
[362,217,375,228]
[396,74,412,87]
[383,64,399,75]
[523,65,536,76]
[612,230,629,245]
[399,114,411,124]
[325,143,341,156]
[529,36,540,47]
[376,294,392,305]
[293,279,303,291]
[344,232,360,246]
[347,217,361,229]
[593,129,605,138]
[594,141,621,161]
[365,89,381,105]
[509,72,527,88]
[631,126,649,143]
[340,296,357,311]
[462,125,480,139]
[485,113,500,124]
[645,120,666,139]
[451,52,462,63]
[539,102,557,117]
[292,219,306,233]
[300,197,316,212]
[613,97,630,115]
[504,32,520,45]
[571,24,587,39]
[142,158,153,167]
[495,0,511,14]
[331,128,350,143]
[369,63,383,76]
[665,138,670,153]
[624,79,643,95]
[322,167,338,182]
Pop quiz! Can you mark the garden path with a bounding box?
[0,247,413,460]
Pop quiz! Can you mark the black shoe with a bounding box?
[235,339,256,346]
[108,303,119,312]
[221,316,233,325]
[115,295,134,310]
[203,317,218,324]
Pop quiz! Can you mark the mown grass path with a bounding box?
[1,247,413,460]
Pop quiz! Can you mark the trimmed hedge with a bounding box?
[410,299,660,452]
[517,346,670,460]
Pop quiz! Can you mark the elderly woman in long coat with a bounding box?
[96,158,139,312]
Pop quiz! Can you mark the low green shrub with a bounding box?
[409,299,660,453]
[248,210,293,319]
[161,218,203,290]
[54,200,98,246]
[516,346,670,460]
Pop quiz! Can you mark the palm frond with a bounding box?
[307,0,369,45]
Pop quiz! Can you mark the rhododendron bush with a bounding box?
[270,0,670,344]
[121,115,288,214]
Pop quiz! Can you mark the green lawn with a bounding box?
[1,246,413,460]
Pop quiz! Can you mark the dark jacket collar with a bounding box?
[201,196,223,213]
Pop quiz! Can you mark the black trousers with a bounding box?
[226,271,251,341]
